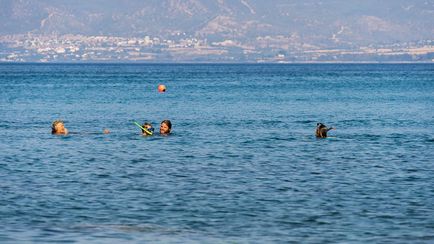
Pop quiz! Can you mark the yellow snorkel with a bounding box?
[133,121,154,135]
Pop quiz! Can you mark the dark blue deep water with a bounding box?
[1,64,433,243]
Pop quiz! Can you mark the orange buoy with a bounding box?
[158,84,166,93]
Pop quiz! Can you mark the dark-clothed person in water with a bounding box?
[316,123,335,138]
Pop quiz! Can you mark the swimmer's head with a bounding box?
[52,120,68,135]
[160,120,172,135]
[317,123,326,129]
[141,122,154,135]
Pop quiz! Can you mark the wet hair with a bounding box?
[51,120,64,134]
[316,123,327,138]
[141,122,152,134]
[161,120,172,131]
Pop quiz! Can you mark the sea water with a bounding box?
[0,63,433,243]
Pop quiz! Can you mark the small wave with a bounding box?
[360,134,382,140]
[268,136,297,141]
[385,133,407,139]
[294,120,316,124]
[259,119,286,126]
[295,98,309,101]
[72,223,192,235]
[338,119,370,126]
[0,124,11,129]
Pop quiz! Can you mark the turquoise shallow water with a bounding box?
[0,63,433,243]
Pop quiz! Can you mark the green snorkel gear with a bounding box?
[134,121,154,135]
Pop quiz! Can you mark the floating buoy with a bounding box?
[158,84,166,93]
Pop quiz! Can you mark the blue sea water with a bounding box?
[0,63,433,243]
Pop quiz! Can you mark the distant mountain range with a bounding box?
[1,0,433,62]
[2,0,433,45]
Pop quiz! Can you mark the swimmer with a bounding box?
[141,122,154,136]
[160,120,172,135]
[315,122,335,138]
[51,120,68,135]
[51,120,109,135]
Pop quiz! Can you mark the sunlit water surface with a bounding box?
[0,64,433,243]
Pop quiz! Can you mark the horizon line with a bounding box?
[1,61,433,65]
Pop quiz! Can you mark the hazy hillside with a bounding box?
[1,0,433,46]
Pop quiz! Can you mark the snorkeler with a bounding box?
[51,120,68,135]
[133,121,154,136]
[315,123,335,138]
[160,120,172,135]
[141,122,154,136]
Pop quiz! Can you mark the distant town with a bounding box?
[1,34,433,63]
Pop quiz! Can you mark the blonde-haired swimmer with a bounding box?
[51,120,68,135]
[51,120,109,135]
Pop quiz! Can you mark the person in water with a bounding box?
[51,120,109,135]
[141,122,154,136]
[160,120,172,135]
[315,122,335,138]
[51,120,68,135]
